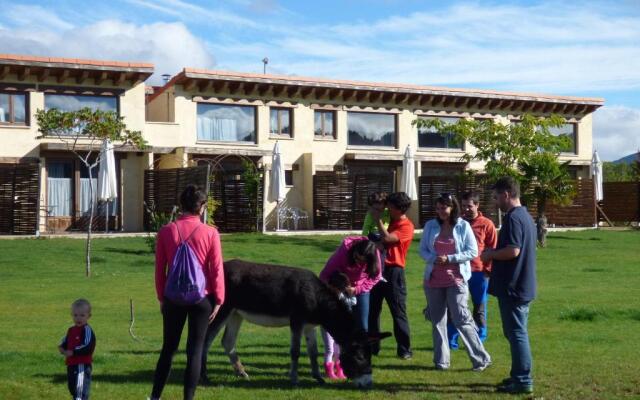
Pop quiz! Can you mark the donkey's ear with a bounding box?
[367,332,392,343]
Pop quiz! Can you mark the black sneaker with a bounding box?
[497,382,533,394]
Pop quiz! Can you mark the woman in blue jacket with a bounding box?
[419,193,491,371]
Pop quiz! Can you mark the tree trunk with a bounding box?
[86,165,94,277]
[536,198,548,247]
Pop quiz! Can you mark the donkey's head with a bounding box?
[339,331,392,389]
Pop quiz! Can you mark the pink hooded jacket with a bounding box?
[319,236,382,295]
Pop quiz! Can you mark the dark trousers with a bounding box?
[368,265,411,356]
[67,364,91,400]
[151,297,213,400]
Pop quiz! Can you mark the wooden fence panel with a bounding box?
[418,175,499,226]
[0,163,40,235]
[419,176,597,227]
[143,165,210,229]
[210,171,263,233]
[313,172,353,230]
[144,165,263,233]
[601,182,640,223]
[352,174,395,229]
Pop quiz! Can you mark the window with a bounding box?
[270,107,292,137]
[0,92,27,124]
[314,110,335,138]
[549,123,576,154]
[347,112,396,147]
[44,94,118,113]
[197,103,256,143]
[417,116,463,149]
[285,170,293,186]
[47,162,73,217]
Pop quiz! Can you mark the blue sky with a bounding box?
[1,0,638,160]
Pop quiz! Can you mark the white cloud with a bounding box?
[5,5,74,31]
[592,106,640,161]
[0,17,215,84]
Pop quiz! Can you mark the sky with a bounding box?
[0,0,638,161]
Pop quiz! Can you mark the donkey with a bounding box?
[200,259,390,389]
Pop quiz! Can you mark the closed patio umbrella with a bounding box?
[269,141,286,231]
[401,144,418,200]
[591,150,603,202]
[97,139,117,233]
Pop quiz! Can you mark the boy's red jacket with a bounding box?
[60,324,96,365]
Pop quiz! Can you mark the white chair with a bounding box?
[277,206,293,230]
[289,207,310,230]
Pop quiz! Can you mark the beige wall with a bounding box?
[148,85,596,229]
[0,72,150,232]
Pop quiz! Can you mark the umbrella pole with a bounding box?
[276,201,280,231]
[105,201,109,234]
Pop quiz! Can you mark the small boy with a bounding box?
[362,192,390,237]
[58,299,96,400]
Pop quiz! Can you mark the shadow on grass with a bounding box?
[103,247,152,256]
[559,307,605,322]
[37,369,496,394]
[549,235,602,241]
[583,267,606,273]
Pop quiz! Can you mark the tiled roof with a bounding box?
[181,68,604,105]
[0,54,153,71]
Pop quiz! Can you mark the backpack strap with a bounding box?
[173,221,201,244]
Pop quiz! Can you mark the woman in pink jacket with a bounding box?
[319,236,381,379]
[150,185,224,400]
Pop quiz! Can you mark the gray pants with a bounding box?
[424,283,491,369]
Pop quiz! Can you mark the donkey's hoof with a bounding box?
[235,370,250,379]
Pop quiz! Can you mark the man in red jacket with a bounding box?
[448,192,497,349]
[59,298,96,400]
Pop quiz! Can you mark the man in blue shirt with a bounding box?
[481,176,536,394]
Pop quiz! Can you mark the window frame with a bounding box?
[346,111,398,148]
[416,115,464,151]
[314,109,337,139]
[550,122,578,155]
[196,102,258,144]
[0,91,29,126]
[269,107,293,138]
[43,92,120,115]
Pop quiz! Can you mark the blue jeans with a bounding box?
[354,292,370,332]
[449,271,489,347]
[498,296,533,386]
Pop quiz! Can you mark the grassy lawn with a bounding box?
[1,229,639,399]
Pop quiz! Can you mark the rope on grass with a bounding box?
[129,298,139,341]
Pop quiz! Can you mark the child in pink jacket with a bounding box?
[319,236,381,379]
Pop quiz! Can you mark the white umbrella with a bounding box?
[269,141,286,230]
[591,150,603,202]
[97,139,118,233]
[401,144,418,200]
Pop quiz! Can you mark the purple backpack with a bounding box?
[164,223,207,305]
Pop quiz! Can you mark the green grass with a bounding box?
[1,229,639,399]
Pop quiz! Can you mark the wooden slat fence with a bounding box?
[418,175,499,226]
[143,165,210,229]
[210,171,263,233]
[419,176,597,227]
[601,182,640,223]
[0,163,40,235]
[313,171,394,230]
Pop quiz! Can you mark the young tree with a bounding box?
[36,107,146,276]
[413,113,575,246]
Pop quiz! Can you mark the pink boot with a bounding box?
[324,362,338,379]
[334,360,346,379]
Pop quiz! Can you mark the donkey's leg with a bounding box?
[221,311,249,379]
[303,325,324,384]
[200,305,233,385]
[289,321,303,385]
